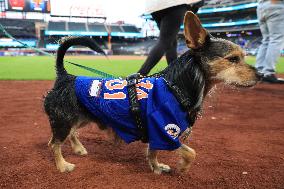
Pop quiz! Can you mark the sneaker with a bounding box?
[256,71,264,80]
[262,74,284,84]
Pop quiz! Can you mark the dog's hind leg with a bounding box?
[69,127,88,155]
[48,122,75,172]
[146,146,171,174]
[177,144,196,173]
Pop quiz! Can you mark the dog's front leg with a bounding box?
[177,144,196,173]
[146,146,171,174]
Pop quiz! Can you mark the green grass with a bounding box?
[0,56,283,80]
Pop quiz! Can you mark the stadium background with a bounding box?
[0,0,283,57]
[0,1,284,188]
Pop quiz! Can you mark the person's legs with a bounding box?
[138,6,187,75]
[262,3,284,76]
[255,4,269,74]
[165,39,178,65]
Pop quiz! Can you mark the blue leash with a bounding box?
[0,23,116,78]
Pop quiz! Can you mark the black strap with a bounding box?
[126,73,148,143]
[164,79,197,129]
[165,80,191,112]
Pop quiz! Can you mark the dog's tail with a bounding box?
[56,36,106,76]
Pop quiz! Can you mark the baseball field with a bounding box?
[1,55,284,80]
[0,55,283,188]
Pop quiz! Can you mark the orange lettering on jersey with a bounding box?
[136,80,153,90]
[105,79,127,90]
[104,92,126,99]
[136,88,148,100]
[104,79,154,100]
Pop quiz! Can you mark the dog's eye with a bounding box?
[227,56,240,63]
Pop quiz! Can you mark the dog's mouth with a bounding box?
[214,75,259,88]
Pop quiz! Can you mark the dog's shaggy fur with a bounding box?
[44,12,259,173]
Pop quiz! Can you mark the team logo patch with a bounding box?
[165,124,181,139]
[89,80,102,97]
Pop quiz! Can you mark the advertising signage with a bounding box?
[50,0,105,18]
[5,0,50,13]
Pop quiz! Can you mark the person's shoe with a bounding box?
[256,71,264,81]
[262,74,284,84]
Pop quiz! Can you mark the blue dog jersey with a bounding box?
[75,76,190,150]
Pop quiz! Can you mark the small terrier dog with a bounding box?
[44,12,259,174]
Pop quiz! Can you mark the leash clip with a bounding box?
[126,73,141,86]
[181,127,192,141]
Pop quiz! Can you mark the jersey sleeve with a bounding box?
[147,101,189,150]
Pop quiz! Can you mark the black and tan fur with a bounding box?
[44,12,259,174]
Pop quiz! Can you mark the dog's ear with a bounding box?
[183,11,208,49]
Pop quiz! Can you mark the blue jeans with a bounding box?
[255,1,284,76]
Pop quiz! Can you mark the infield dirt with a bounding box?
[0,80,283,189]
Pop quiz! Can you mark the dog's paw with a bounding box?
[57,161,75,173]
[177,160,190,173]
[73,146,88,156]
[151,163,171,174]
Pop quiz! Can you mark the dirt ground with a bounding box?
[0,80,284,189]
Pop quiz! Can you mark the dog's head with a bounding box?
[183,11,259,87]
